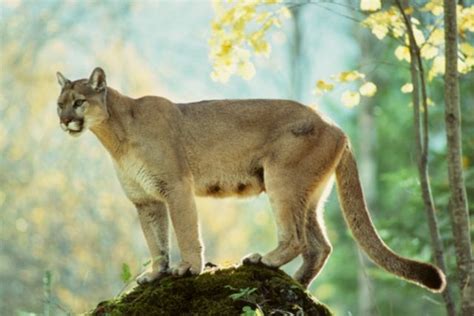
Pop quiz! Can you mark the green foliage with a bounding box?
[241,305,264,316]
[119,263,132,284]
[226,285,258,301]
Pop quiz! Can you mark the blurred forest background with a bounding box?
[0,0,472,315]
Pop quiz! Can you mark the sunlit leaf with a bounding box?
[209,0,288,81]
[412,26,425,45]
[459,5,474,33]
[428,56,445,80]
[372,24,389,39]
[360,0,381,12]
[404,7,414,15]
[458,58,470,74]
[460,42,474,57]
[401,83,413,93]
[337,70,365,82]
[277,7,291,19]
[420,44,438,59]
[237,61,256,80]
[422,0,443,16]
[341,91,360,108]
[314,80,334,95]
[395,45,411,62]
[428,28,444,46]
[359,81,377,97]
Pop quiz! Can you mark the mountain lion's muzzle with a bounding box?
[60,116,84,136]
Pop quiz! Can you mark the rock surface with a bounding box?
[91,262,332,316]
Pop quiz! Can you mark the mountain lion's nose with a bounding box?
[60,116,73,125]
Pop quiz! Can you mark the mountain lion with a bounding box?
[55,67,445,292]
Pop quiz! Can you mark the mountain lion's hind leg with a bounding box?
[245,170,308,268]
[293,177,334,288]
[136,201,170,284]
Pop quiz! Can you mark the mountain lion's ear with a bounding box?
[56,72,71,88]
[88,67,106,91]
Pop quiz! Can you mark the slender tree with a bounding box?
[355,23,378,316]
[395,1,455,315]
[443,1,474,315]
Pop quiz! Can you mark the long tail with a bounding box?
[335,143,446,293]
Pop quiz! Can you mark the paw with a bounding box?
[261,255,281,267]
[136,269,169,285]
[171,261,200,276]
[242,253,262,265]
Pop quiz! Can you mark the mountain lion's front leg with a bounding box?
[166,180,203,275]
[136,201,170,284]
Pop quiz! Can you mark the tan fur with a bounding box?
[56,68,446,292]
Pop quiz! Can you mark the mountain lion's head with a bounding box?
[56,67,108,137]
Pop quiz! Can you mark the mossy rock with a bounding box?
[90,262,332,316]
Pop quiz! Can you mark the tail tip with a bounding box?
[416,264,446,293]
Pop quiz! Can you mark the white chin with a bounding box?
[68,129,84,137]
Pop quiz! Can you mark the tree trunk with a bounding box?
[355,24,378,316]
[356,100,378,316]
[289,5,303,101]
[396,1,455,315]
[443,1,474,315]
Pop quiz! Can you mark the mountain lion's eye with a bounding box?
[74,100,84,108]
[58,103,64,109]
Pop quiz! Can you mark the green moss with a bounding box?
[90,263,332,316]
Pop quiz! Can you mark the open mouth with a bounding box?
[60,120,84,136]
[68,129,83,135]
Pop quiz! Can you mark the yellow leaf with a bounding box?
[464,56,474,70]
[421,44,439,59]
[428,56,445,81]
[404,7,414,15]
[220,7,237,25]
[395,45,411,62]
[460,42,474,57]
[401,83,413,93]
[315,80,334,95]
[341,91,361,108]
[255,12,271,23]
[278,7,291,19]
[251,38,271,57]
[360,0,381,12]
[237,61,256,80]
[219,40,233,57]
[422,0,443,16]
[359,81,377,97]
[372,24,389,39]
[411,17,420,25]
[458,58,470,74]
[459,6,474,33]
[211,21,222,32]
[428,29,444,46]
[412,26,425,45]
[337,70,365,82]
